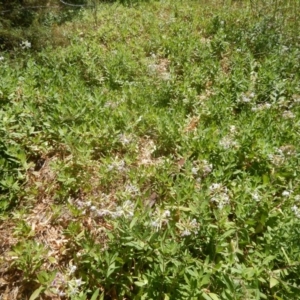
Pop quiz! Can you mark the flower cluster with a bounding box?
[209,183,230,209]
[176,218,199,237]
[219,124,239,150]
[239,92,255,103]
[51,264,84,297]
[150,209,171,231]
[251,102,272,112]
[291,205,300,218]
[73,198,135,220]
[119,133,132,146]
[125,183,140,196]
[111,200,135,219]
[95,200,135,219]
[268,146,296,167]
[282,110,295,119]
[147,54,171,81]
[107,158,126,172]
[191,160,213,178]
[219,135,239,150]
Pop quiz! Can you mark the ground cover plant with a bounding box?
[0,0,300,299]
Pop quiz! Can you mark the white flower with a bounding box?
[111,208,123,219]
[117,160,126,171]
[20,40,31,49]
[119,133,131,145]
[219,136,238,149]
[241,95,251,103]
[163,210,171,218]
[111,200,135,219]
[161,72,171,81]
[178,218,199,237]
[125,184,140,195]
[282,190,290,197]
[282,111,295,119]
[181,229,191,237]
[291,205,300,218]
[264,103,271,109]
[148,63,157,73]
[107,159,126,172]
[190,218,198,227]
[191,167,199,175]
[74,278,84,286]
[209,183,221,191]
[202,160,213,175]
[209,184,230,209]
[252,103,272,112]
[220,193,230,203]
[229,125,237,134]
[0,56,4,61]
[107,164,114,171]
[151,220,160,230]
[150,208,171,231]
[217,202,225,209]
[291,205,298,212]
[97,209,111,217]
[252,192,260,202]
[67,277,84,296]
[76,200,84,208]
[69,265,77,275]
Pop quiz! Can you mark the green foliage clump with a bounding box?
[1,0,300,299]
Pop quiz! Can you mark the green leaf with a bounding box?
[134,279,148,287]
[29,286,44,300]
[221,229,236,239]
[48,256,57,264]
[91,288,100,300]
[106,262,116,277]
[208,293,220,300]
[200,274,211,286]
[270,277,279,288]
[202,293,212,300]
[281,247,291,264]
[262,174,270,184]
[130,216,139,229]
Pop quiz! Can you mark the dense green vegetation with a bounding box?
[0,0,300,299]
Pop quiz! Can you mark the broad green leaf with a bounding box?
[164,294,170,300]
[29,286,44,300]
[134,279,148,287]
[208,293,220,300]
[270,277,279,288]
[200,274,211,286]
[91,288,100,300]
[202,293,212,300]
[262,174,270,184]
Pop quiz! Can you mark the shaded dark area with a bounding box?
[0,0,88,50]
